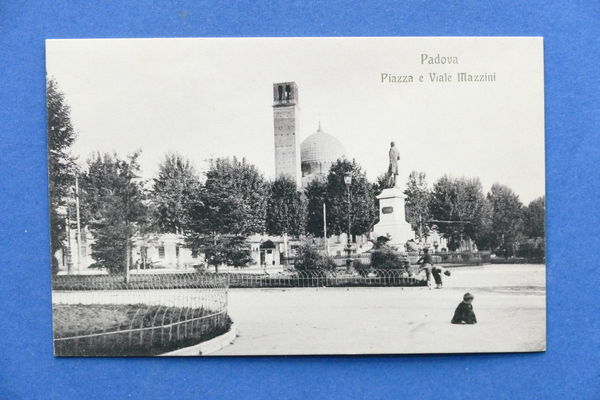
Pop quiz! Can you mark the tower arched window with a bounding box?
[285,84,292,101]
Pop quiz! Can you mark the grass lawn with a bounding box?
[53,303,231,356]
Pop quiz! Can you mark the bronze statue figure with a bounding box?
[387,141,400,188]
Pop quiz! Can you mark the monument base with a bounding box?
[372,187,415,248]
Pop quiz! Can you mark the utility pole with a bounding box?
[66,209,73,274]
[74,173,82,272]
[323,202,328,255]
[125,240,130,284]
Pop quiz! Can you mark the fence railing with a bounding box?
[282,250,492,268]
[433,251,491,265]
[53,270,427,291]
[52,274,230,356]
[52,272,229,291]
[223,270,426,288]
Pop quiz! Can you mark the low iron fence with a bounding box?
[53,272,229,291]
[52,274,230,356]
[433,251,492,265]
[283,251,492,268]
[54,270,427,292]
[224,270,426,288]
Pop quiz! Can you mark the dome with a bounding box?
[300,123,346,164]
[300,123,346,184]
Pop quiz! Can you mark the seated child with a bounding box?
[451,293,477,324]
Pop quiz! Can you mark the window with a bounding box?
[175,246,180,258]
[158,245,165,259]
[191,249,198,259]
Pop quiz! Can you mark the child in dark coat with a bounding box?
[451,293,477,324]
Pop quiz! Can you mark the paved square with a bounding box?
[215,264,545,355]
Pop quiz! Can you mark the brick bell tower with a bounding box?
[273,82,301,187]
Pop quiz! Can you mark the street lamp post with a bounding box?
[55,205,72,274]
[344,172,352,268]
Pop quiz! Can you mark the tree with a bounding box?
[79,152,147,276]
[473,199,494,250]
[487,183,524,254]
[47,78,77,274]
[429,176,488,250]
[191,235,252,270]
[184,157,268,271]
[266,176,306,237]
[324,159,377,237]
[151,153,200,234]
[304,178,328,237]
[404,171,432,240]
[374,172,393,194]
[523,196,545,239]
[266,176,306,263]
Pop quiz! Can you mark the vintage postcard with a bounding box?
[47,37,545,356]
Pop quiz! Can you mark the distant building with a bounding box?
[300,122,346,186]
[273,81,346,188]
[273,82,302,187]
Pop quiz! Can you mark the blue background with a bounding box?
[1,1,599,399]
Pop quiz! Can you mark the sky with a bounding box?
[46,37,545,203]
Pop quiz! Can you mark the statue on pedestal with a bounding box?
[372,141,414,246]
[387,141,400,188]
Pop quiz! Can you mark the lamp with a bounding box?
[344,172,352,186]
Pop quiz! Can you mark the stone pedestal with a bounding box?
[372,187,414,247]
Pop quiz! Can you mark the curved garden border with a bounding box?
[160,322,237,356]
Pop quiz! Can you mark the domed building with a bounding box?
[300,122,346,186]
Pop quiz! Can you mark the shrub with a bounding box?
[352,259,373,276]
[516,240,545,259]
[294,239,337,272]
[370,245,405,269]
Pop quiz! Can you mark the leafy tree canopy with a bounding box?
[184,157,268,270]
[430,175,489,250]
[266,176,306,237]
[187,233,252,271]
[186,157,268,236]
[152,153,200,234]
[487,183,524,247]
[47,78,77,272]
[523,196,545,239]
[304,178,328,237]
[404,171,432,239]
[80,152,147,272]
[324,159,377,237]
